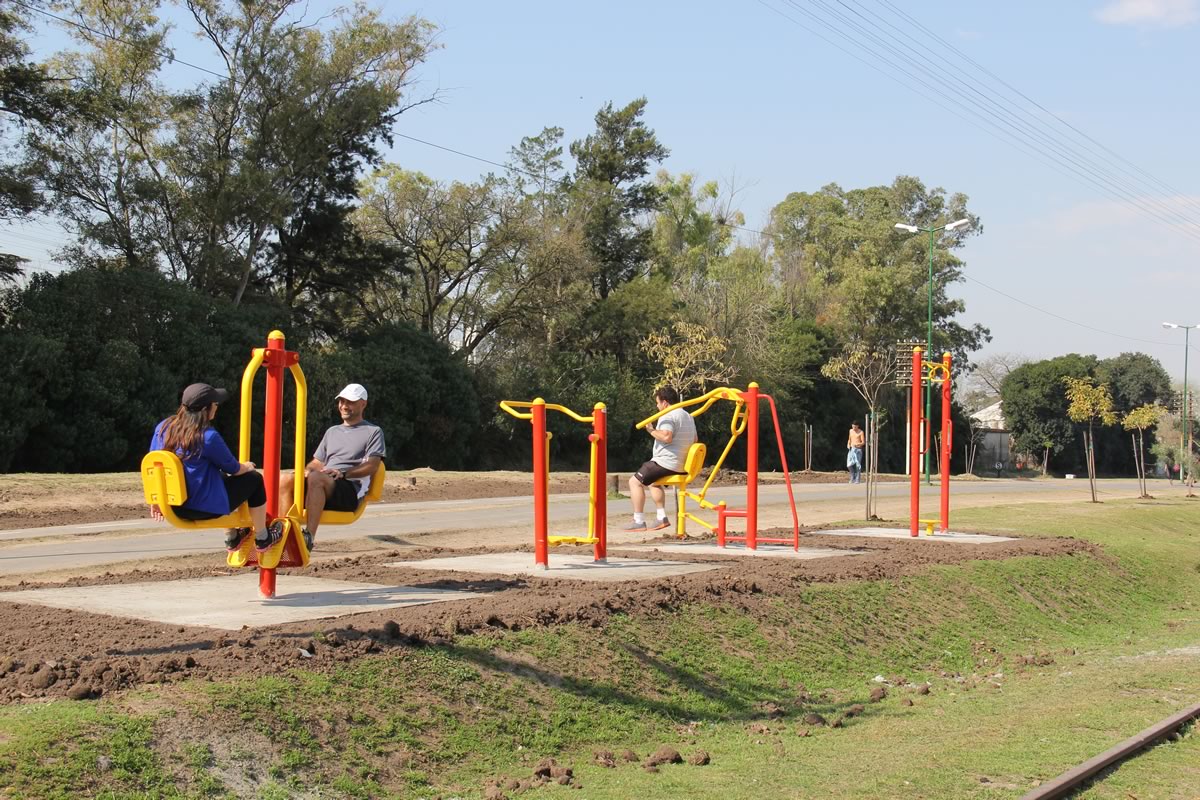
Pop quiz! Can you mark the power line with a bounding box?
[763,0,1200,246]
[820,0,1200,235]
[718,220,1186,349]
[12,0,229,82]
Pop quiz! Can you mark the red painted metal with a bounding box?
[745,383,760,550]
[592,404,607,562]
[531,399,548,569]
[940,352,953,533]
[764,393,800,549]
[910,347,923,538]
[258,334,286,598]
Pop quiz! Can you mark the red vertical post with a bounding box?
[259,331,286,599]
[940,352,952,533]
[593,403,607,562]
[745,382,760,550]
[531,399,548,569]
[910,347,923,538]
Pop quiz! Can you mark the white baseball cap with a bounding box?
[336,383,368,402]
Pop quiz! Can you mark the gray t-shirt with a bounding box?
[313,421,386,498]
[652,407,697,472]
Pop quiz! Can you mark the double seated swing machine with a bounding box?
[140,331,386,598]
[500,382,800,569]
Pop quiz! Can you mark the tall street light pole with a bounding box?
[1162,322,1197,492]
[896,218,971,485]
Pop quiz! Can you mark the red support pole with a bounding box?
[531,399,548,569]
[910,347,923,538]
[940,352,953,533]
[593,403,607,562]
[259,331,286,599]
[745,382,760,550]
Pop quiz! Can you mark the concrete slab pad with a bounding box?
[0,574,480,630]
[390,552,724,582]
[620,542,865,560]
[812,527,1016,544]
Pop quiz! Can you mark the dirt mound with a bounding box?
[0,532,1098,704]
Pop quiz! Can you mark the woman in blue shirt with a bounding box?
[150,383,283,552]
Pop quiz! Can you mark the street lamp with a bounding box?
[1162,321,1198,490]
[895,218,971,484]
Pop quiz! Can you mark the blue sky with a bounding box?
[8,0,1200,380]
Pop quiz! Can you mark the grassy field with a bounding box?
[1,498,1199,798]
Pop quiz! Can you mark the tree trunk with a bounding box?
[1087,428,1098,503]
[1043,446,1050,477]
[1131,433,1142,498]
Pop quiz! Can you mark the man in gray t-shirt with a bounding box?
[278,383,385,550]
[624,386,698,532]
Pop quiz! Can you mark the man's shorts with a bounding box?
[633,460,685,487]
[321,477,362,512]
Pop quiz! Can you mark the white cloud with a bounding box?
[1096,0,1199,27]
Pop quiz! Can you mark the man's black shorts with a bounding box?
[322,477,361,512]
[633,460,685,486]
[174,472,267,520]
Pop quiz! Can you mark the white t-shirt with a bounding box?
[652,408,697,472]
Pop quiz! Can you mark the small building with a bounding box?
[969,401,1013,472]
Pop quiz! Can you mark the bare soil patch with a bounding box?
[0,531,1096,704]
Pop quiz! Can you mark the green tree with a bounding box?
[1064,377,1117,502]
[1000,354,1097,475]
[32,0,436,311]
[0,262,279,472]
[569,98,669,299]
[355,167,569,359]
[767,175,988,364]
[1123,403,1164,498]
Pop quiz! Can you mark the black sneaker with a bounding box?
[301,527,314,552]
[255,519,286,551]
[225,527,251,552]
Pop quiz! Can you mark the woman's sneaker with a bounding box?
[255,519,286,551]
[301,527,314,552]
[225,528,251,552]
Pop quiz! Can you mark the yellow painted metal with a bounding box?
[306,460,387,527]
[140,450,253,531]
[500,399,594,423]
[289,362,308,517]
[238,348,265,462]
[548,535,599,546]
[634,386,742,430]
[587,428,597,537]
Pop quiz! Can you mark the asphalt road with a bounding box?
[0,477,1174,578]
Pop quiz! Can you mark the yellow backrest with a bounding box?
[309,461,387,526]
[141,450,188,506]
[364,460,386,502]
[682,442,707,481]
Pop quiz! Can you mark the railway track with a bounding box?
[1020,699,1200,799]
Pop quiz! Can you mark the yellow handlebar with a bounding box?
[499,400,534,420]
[500,400,594,423]
[636,386,744,429]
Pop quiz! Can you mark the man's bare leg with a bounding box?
[628,475,647,514]
[305,472,333,539]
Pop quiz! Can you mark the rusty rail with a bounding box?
[1020,699,1200,800]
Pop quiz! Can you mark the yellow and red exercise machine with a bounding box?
[499,398,608,569]
[637,382,800,549]
[141,330,385,597]
[908,346,952,537]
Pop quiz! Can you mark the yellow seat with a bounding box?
[310,461,387,526]
[141,450,253,530]
[652,442,707,489]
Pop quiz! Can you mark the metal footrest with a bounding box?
[547,535,599,547]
